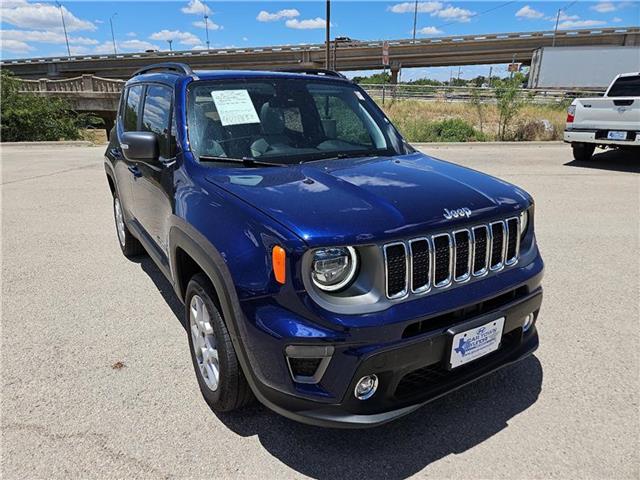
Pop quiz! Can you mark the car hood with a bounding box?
[205,152,531,246]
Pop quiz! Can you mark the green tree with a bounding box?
[494,78,525,140]
[1,70,101,142]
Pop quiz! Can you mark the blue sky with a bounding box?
[1,1,638,80]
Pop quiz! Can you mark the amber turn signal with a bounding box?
[272,245,286,284]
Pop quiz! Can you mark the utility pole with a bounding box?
[55,2,71,58]
[109,13,118,55]
[552,9,561,47]
[325,0,331,69]
[203,1,210,49]
[167,39,173,51]
[488,66,493,87]
[457,66,462,82]
[412,0,418,43]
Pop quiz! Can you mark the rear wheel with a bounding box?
[185,273,253,412]
[113,195,144,257]
[572,143,596,161]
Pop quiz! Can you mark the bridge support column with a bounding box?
[390,63,401,84]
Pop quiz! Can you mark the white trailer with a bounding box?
[528,46,640,90]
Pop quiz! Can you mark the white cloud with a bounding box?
[120,39,160,51]
[0,38,34,54]
[94,20,104,24]
[126,32,137,37]
[515,5,544,19]
[192,20,222,30]
[191,44,207,50]
[432,6,475,22]
[389,2,442,14]
[591,2,617,13]
[242,36,249,41]
[1,0,95,32]
[612,16,623,22]
[417,26,443,35]
[1,29,98,45]
[285,17,327,29]
[181,0,211,15]
[558,12,580,21]
[149,29,201,46]
[558,19,607,29]
[257,8,300,22]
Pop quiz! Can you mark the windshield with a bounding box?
[186,77,404,164]
[607,74,640,97]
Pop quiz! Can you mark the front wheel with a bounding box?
[572,143,596,161]
[113,195,144,257]
[185,273,253,412]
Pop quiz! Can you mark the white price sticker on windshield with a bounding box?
[210,90,260,126]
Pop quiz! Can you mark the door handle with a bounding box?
[127,165,142,178]
[109,148,122,159]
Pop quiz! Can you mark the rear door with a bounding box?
[132,84,176,256]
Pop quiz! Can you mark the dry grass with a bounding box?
[382,100,567,142]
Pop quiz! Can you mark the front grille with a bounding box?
[384,243,408,298]
[383,216,521,300]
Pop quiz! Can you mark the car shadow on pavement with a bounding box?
[215,354,543,480]
[564,149,640,174]
[135,250,543,480]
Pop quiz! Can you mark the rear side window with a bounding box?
[608,75,640,97]
[141,85,174,158]
[123,85,143,131]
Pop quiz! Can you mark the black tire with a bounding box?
[572,143,596,161]
[185,273,253,412]
[113,194,145,257]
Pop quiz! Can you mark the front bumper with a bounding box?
[564,129,640,146]
[246,287,542,428]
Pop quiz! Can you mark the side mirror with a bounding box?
[121,131,159,162]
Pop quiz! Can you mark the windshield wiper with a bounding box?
[300,151,382,163]
[198,156,282,167]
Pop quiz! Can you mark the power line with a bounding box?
[432,1,517,30]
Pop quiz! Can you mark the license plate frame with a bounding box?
[607,130,627,140]
[448,317,505,369]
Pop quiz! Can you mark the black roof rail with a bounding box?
[278,68,348,79]
[132,62,194,77]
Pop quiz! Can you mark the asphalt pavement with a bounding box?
[1,142,638,479]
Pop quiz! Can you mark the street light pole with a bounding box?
[203,1,210,49]
[552,9,561,47]
[412,0,418,43]
[109,13,118,54]
[167,39,173,51]
[55,1,71,58]
[325,0,331,69]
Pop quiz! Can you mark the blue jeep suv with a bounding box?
[104,63,544,428]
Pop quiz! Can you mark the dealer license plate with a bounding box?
[449,317,505,369]
[607,130,627,140]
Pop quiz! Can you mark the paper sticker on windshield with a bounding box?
[354,91,365,100]
[210,90,260,126]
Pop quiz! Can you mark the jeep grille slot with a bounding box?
[505,217,520,265]
[472,226,489,276]
[383,216,522,300]
[384,243,408,299]
[409,239,431,293]
[433,234,453,288]
[490,221,506,270]
[453,230,471,282]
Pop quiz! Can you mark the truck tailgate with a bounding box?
[572,97,640,130]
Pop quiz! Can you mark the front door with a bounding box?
[131,84,176,257]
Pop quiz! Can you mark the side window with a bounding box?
[312,94,374,146]
[141,85,174,158]
[123,85,143,131]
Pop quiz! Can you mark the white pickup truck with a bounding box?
[564,72,640,161]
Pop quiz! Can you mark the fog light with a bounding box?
[523,313,534,332]
[354,374,378,400]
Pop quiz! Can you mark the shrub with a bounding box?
[400,118,486,143]
[1,70,102,142]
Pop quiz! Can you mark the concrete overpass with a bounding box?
[2,26,639,81]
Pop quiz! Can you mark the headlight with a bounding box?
[520,209,529,237]
[311,247,358,292]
